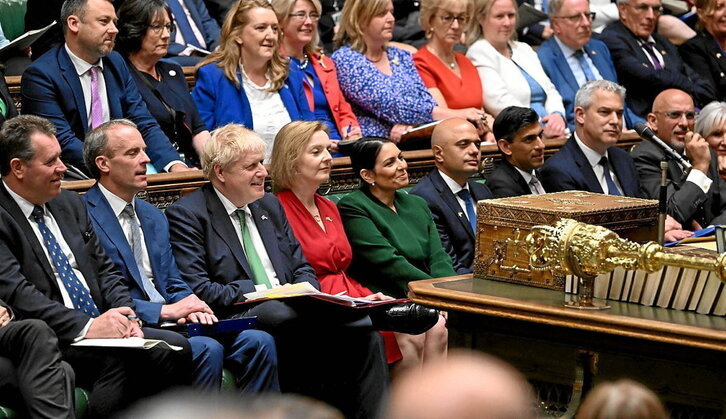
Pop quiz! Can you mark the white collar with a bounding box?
[213,185,250,217]
[64,44,104,76]
[2,179,41,220]
[574,132,609,168]
[438,169,468,195]
[97,182,133,218]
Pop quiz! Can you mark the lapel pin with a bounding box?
[391,56,400,66]
[718,53,723,59]
[261,215,268,220]
[325,217,333,222]
[661,50,666,55]
[457,212,464,217]
[169,70,177,77]
[591,50,597,55]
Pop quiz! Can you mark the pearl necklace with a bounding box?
[298,54,309,70]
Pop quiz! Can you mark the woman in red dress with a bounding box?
[269,120,403,364]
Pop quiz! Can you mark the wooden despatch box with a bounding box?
[474,191,659,290]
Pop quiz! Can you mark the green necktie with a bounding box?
[236,209,272,289]
[0,96,6,118]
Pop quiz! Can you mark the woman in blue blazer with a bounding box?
[192,0,314,159]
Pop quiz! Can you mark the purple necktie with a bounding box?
[642,42,663,70]
[89,66,104,129]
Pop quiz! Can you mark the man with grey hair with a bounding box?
[537,0,643,131]
[599,0,715,118]
[541,80,641,196]
[0,115,192,417]
[166,124,388,419]
[82,119,280,392]
[21,0,190,176]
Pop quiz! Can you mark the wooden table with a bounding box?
[409,276,726,417]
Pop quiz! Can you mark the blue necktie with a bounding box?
[574,50,596,82]
[457,189,477,232]
[166,0,203,49]
[599,156,622,196]
[31,206,100,317]
[122,204,166,304]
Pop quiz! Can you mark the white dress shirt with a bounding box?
[438,169,474,220]
[514,166,546,194]
[574,133,624,195]
[65,44,110,130]
[241,68,292,162]
[554,36,603,87]
[213,187,281,291]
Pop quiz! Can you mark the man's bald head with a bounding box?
[431,118,482,186]
[387,350,536,419]
[648,89,695,151]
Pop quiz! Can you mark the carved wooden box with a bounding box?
[474,191,658,290]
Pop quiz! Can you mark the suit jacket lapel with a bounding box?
[551,42,580,94]
[101,57,122,118]
[586,42,613,80]
[203,185,255,280]
[136,199,164,284]
[248,201,287,281]
[431,171,474,239]
[608,151,634,196]
[59,48,89,130]
[0,184,56,282]
[568,137,605,193]
[504,159,532,195]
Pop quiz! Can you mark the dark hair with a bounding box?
[61,0,114,34]
[493,106,540,143]
[84,119,138,179]
[0,115,57,176]
[349,136,392,187]
[116,0,171,56]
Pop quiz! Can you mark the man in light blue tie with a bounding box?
[537,0,643,131]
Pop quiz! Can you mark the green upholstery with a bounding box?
[221,368,237,391]
[0,388,89,419]
[0,0,27,41]
[0,406,16,419]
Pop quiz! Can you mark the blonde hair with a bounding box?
[201,123,267,179]
[197,0,289,91]
[466,0,517,46]
[334,0,390,53]
[420,0,473,33]
[269,121,329,192]
[576,380,668,419]
[270,0,323,57]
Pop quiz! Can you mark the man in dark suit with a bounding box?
[0,74,18,127]
[0,115,192,417]
[632,89,726,229]
[165,0,220,66]
[489,106,547,198]
[410,118,493,274]
[537,0,643,131]
[21,0,189,175]
[82,119,279,392]
[0,300,75,418]
[166,124,388,419]
[541,80,641,196]
[600,0,715,118]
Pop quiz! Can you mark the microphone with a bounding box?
[634,123,692,174]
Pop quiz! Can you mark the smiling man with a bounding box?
[165,124,388,419]
[541,80,641,196]
[632,89,726,229]
[599,0,715,118]
[488,106,547,198]
[410,118,493,274]
[21,0,189,175]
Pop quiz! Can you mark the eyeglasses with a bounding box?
[438,14,470,26]
[655,110,697,120]
[288,12,321,21]
[149,23,175,33]
[626,3,664,14]
[553,11,596,23]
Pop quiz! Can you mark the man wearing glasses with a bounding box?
[632,89,726,229]
[538,0,643,132]
[600,0,716,119]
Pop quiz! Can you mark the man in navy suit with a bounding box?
[488,106,547,198]
[599,0,715,118]
[0,115,191,417]
[537,0,643,131]
[165,0,220,66]
[410,118,493,274]
[20,0,189,175]
[165,124,388,419]
[82,119,279,392]
[541,80,641,196]
[632,89,726,229]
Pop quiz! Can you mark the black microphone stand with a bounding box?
[658,158,668,246]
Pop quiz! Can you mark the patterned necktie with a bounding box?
[456,189,477,232]
[599,156,622,196]
[529,176,546,195]
[89,66,104,129]
[31,206,101,317]
[166,0,204,48]
[121,204,165,303]
[642,42,663,70]
[573,50,596,82]
[236,210,272,289]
